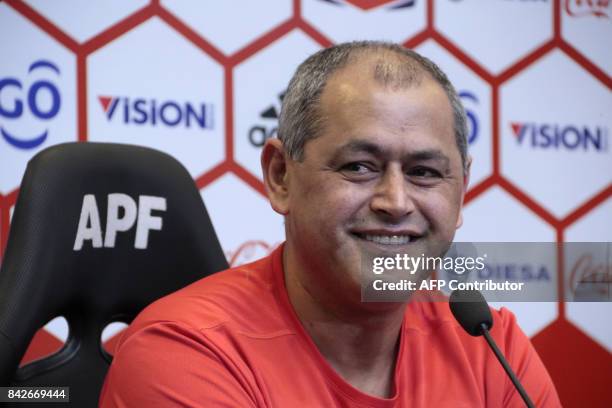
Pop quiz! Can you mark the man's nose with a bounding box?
[370,166,415,219]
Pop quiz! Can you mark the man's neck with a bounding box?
[283,248,406,398]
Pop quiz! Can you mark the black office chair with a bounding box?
[0,142,228,407]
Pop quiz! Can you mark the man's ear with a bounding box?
[261,138,290,215]
[456,155,472,230]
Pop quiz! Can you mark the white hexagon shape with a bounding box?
[302,0,426,44]
[201,173,285,266]
[88,17,225,179]
[234,30,321,181]
[0,3,77,195]
[562,1,612,77]
[416,39,492,188]
[436,0,552,75]
[500,49,612,219]
[455,186,558,337]
[565,198,612,351]
[161,0,292,56]
[23,0,149,43]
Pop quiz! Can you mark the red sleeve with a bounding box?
[99,322,260,408]
[497,308,562,408]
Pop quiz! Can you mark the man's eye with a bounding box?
[342,162,373,174]
[408,167,442,178]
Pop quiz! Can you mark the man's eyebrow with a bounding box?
[333,140,385,157]
[331,140,450,166]
[408,150,450,167]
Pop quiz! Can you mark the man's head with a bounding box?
[278,41,469,172]
[261,41,471,311]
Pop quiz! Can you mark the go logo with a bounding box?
[0,59,61,149]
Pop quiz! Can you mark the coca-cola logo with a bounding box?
[568,253,611,299]
[226,240,280,266]
[565,0,610,18]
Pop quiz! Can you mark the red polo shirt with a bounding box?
[100,244,560,407]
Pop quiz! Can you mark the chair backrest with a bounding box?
[0,142,228,406]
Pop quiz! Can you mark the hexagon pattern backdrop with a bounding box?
[0,0,610,406]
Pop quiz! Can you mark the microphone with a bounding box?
[449,290,535,408]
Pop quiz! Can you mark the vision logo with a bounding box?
[98,96,214,129]
[459,90,479,145]
[0,60,61,149]
[565,0,610,18]
[511,122,609,152]
[318,0,415,11]
[248,91,284,148]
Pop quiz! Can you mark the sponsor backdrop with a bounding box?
[0,0,610,406]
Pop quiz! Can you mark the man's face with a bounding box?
[275,59,468,307]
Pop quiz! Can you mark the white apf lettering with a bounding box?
[73,194,103,250]
[135,195,166,249]
[73,194,167,250]
[104,193,138,248]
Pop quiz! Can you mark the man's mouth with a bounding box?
[363,234,412,245]
[352,231,422,245]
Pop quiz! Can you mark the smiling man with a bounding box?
[100,42,561,407]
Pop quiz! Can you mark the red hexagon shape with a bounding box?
[435,0,553,75]
[302,0,426,44]
[161,0,293,56]
[23,0,149,43]
[234,30,322,181]
[87,17,226,180]
[200,173,285,266]
[500,49,612,219]
[455,186,558,337]
[416,39,493,189]
[564,198,612,352]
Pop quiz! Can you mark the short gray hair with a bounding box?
[278,41,468,171]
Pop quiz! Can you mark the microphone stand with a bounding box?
[480,323,536,408]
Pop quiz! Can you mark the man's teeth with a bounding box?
[364,234,412,245]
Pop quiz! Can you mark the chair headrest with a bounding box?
[0,142,227,384]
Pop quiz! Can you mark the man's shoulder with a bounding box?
[122,248,285,341]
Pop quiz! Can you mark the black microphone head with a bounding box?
[449,289,493,336]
